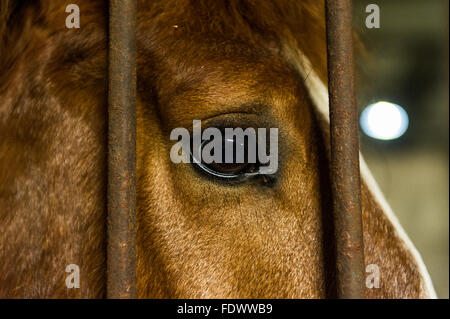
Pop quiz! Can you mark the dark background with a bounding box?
[354,0,449,298]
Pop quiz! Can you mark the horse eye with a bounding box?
[191,137,260,180]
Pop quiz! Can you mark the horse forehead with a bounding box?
[139,38,302,121]
[162,53,297,98]
[135,7,307,124]
[155,58,302,127]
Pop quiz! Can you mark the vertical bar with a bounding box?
[325,0,365,298]
[107,0,137,298]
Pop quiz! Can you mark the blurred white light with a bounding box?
[360,101,409,140]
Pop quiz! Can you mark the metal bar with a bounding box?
[107,0,137,299]
[325,0,365,299]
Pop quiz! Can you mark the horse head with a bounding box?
[0,0,435,298]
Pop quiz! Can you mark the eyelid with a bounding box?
[198,113,264,133]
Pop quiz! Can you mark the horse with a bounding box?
[0,0,436,298]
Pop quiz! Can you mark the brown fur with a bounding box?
[0,0,431,298]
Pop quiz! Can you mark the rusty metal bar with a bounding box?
[107,0,137,299]
[325,0,365,299]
